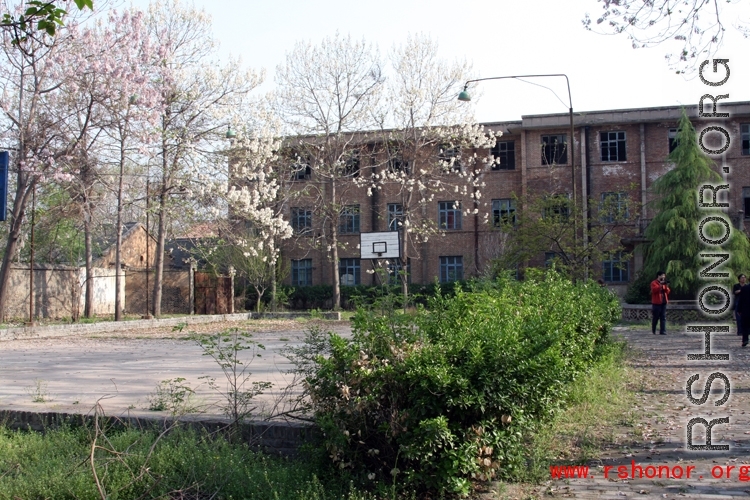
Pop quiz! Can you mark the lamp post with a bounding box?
[458,74,576,208]
[459,74,583,276]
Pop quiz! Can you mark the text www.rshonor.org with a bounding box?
[550,461,750,481]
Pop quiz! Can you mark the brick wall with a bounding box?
[3,265,119,320]
[274,102,750,287]
[125,269,192,315]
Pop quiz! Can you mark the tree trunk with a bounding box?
[270,260,278,311]
[152,128,170,319]
[114,137,127,321]
[153,186,167,318]
[330,180,340,311]
[0,176,32,321]
[83,212,94,319]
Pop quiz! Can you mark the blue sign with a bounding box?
[0,151,7,221]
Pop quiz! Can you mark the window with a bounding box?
[742,124,750,156]
[342,154,360,177]
[600,131,627,162]
[387,203,403,231]
[291,259,313,286]
[438,144,462,172]
[438,201,462,230]
[600,192,629,223]
[440,256,463,283]
[291,208,312,235]
[389,151,410,174]
[668,128,679,154]
[541,134,567,165]
[542,195,570,221]
[386,259,410,285]
[491,141,515,170]
[743,187,750,218]
[602,252,629,282]
[339,258,361,286]
[339,205,360,234]
[492,199,516,226]
[291,154,312,180]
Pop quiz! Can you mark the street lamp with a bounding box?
[459,74,583,275]
[458,74,576,207]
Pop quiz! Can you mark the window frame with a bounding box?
[291,259,313,286]
[438,144,462,172]
[387,203,403,231]
[338,205,361,234]
[541,134,567,165]
[668,128,679,154]
[491,140,515,170]
[439,256,464,283]
[338,258,361,286]
[491,198,516,227]
[742,124,750,156]
[542,194,570,221]
[438,201,462,230]
[599,192,629,223]
[743,187,750,218]
[602,252,629,283]
[386,258,410,285]
[291,207,312,235]
[600,131,627,162]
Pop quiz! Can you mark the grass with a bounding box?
[510,340,637,484]
[0,424,377,500]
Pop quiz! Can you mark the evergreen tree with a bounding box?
[635,110,750,299]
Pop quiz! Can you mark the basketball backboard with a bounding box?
[360,231,400,259]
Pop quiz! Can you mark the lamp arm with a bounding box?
[462,74,572,109]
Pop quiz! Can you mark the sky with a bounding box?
[125,0,750,123]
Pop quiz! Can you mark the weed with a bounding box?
[193,328,272,428]
[25,379,49,403]
[147,377,199,415]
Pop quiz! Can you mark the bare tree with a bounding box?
[145,0,263,317]
[364,34,496,307]
[583,0,749,74]
[275,33,383,310]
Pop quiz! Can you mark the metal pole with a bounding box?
[28,182,35,325]
[460,74,581,276]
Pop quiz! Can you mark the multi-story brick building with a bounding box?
[277,101,750,296]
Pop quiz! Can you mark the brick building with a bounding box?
[275,101,750,295]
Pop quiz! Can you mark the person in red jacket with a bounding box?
[651,271,670,335]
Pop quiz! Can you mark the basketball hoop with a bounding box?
[372,242,387,257]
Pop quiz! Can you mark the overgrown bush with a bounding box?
[298,272,621,495]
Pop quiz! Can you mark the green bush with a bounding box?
[300,272,621,495]
[280,281,474,311]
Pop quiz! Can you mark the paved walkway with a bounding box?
[0,319,352,419]
[550,325,750,499]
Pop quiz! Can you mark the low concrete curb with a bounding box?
[0,409,317,457]
[0,311,341,341]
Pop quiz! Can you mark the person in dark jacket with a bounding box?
[736,280,750,347]
[650,271,670,335]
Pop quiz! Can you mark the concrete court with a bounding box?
[0,321,353,419]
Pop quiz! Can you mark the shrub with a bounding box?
[299,272,621,495]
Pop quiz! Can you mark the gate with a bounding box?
[194,272,233,315]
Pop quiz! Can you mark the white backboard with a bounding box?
[360,231,400,259]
